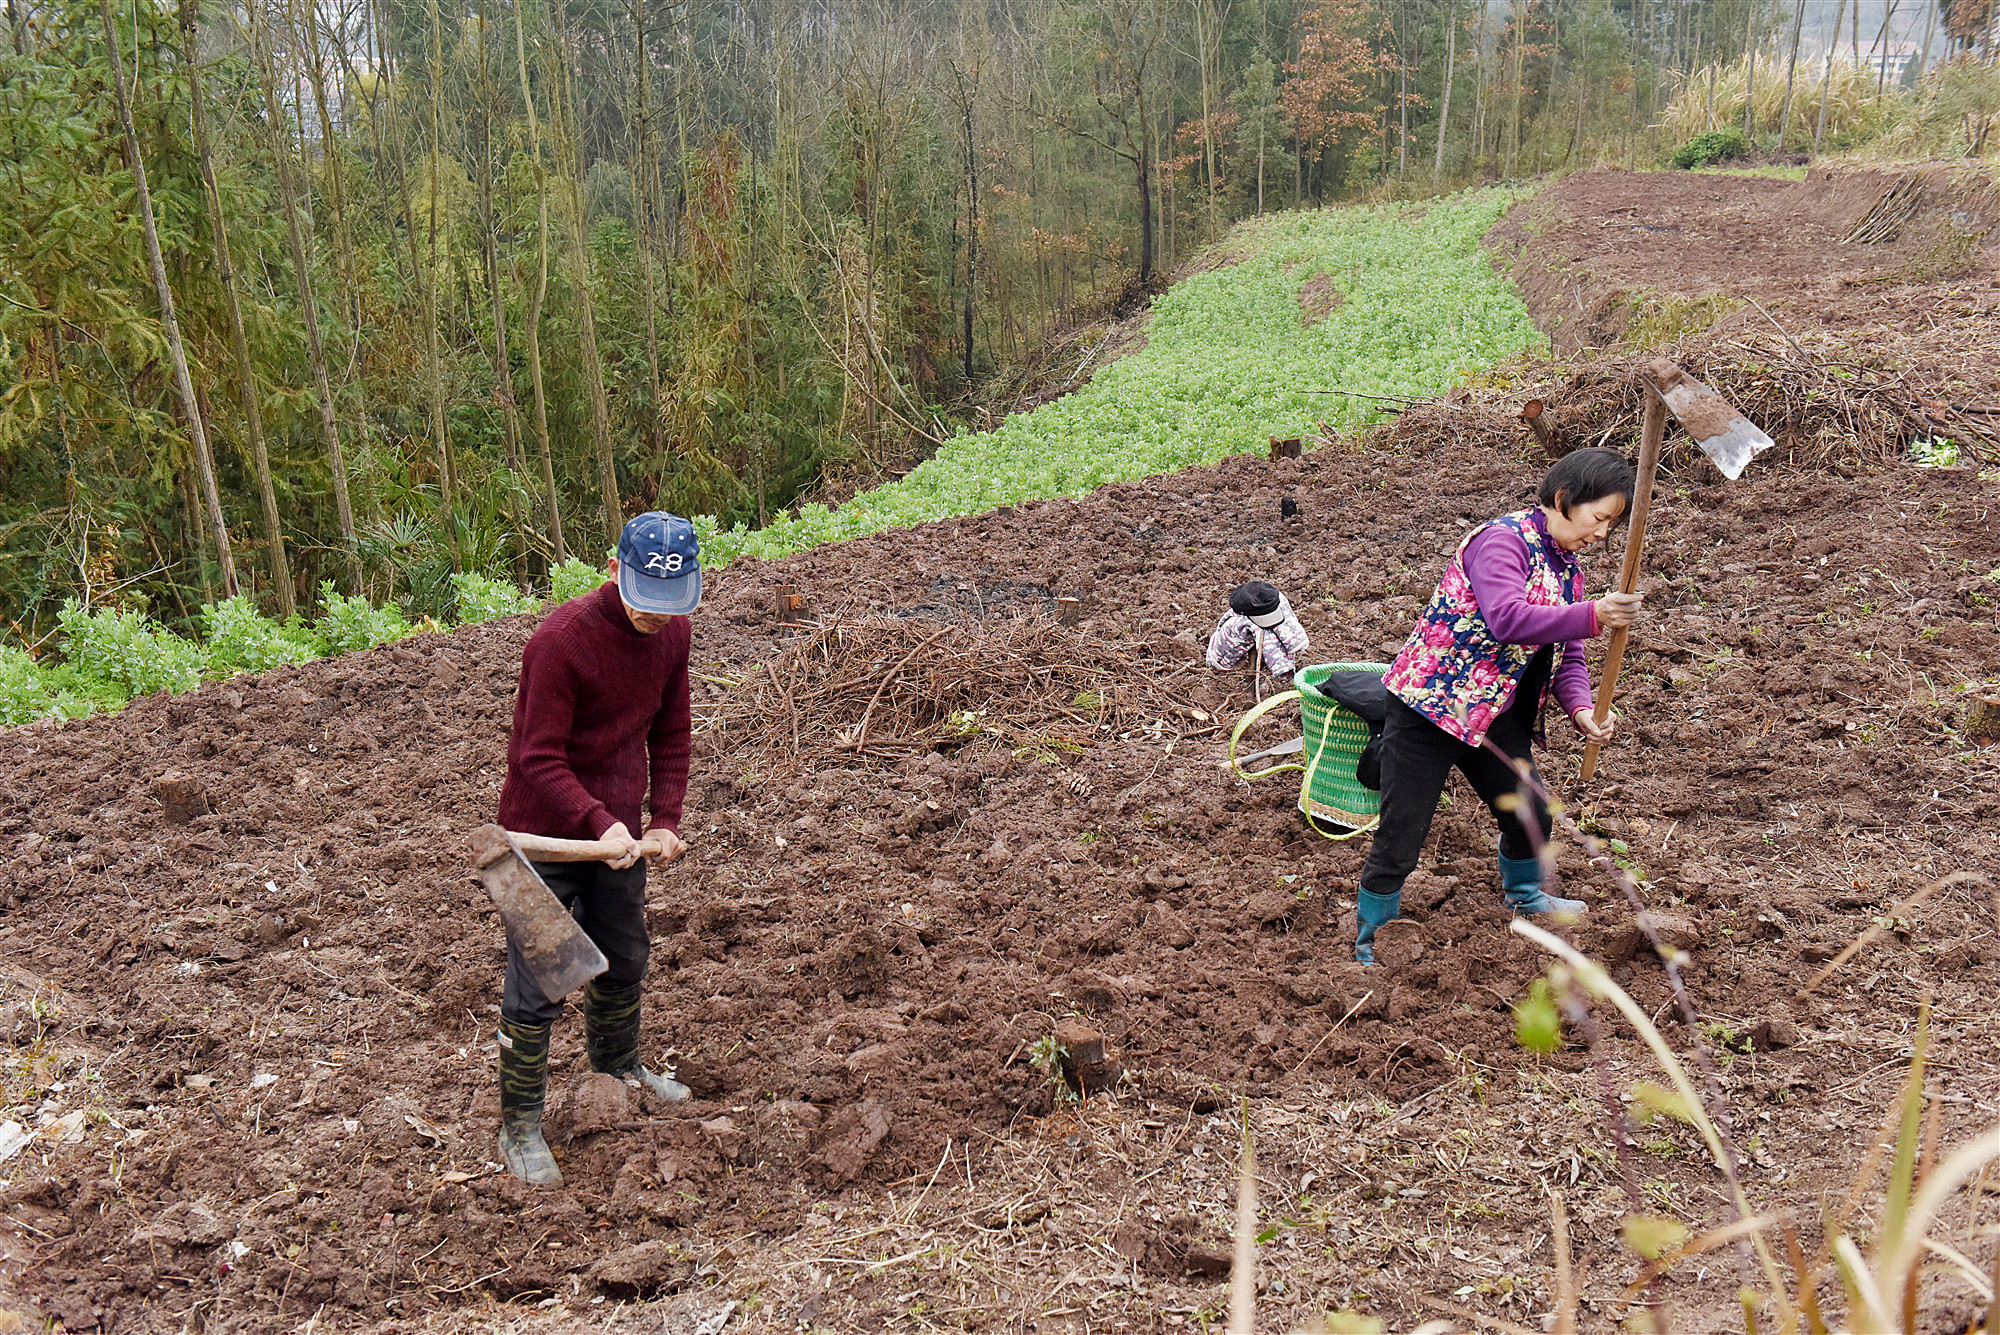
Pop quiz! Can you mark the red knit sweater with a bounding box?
[496,580,692,841]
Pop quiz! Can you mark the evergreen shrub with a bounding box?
[1671,128,1750,169]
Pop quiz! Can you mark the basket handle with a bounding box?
[1299,713,1380,841]
[1228,691,1303,780]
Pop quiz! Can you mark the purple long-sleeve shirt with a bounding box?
[1460,510,1599,719]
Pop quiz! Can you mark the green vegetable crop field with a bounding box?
[702,185,1544,563]
[2,186,1544,724]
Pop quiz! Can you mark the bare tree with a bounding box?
[98,0,238,598]
[424,0,462,572]
[1434,0,1459,176]
[250,0,360,588]
[513,0,567,563]
[549,25,623,547]
[1778,0,1809,147]
[1815,0,1850,155]
[1042,0,1169,286]
[182,0,291,614]
[475,5,530,580]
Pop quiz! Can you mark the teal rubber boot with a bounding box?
[496,1017,562,1187]
[585,981,690,1104]
[1355,889,1400,967]
[1499,852,1585,918]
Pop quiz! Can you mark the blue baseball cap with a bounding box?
[615,512,701,616]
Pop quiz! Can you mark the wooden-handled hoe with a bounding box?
[467,825,662,998]
[1578,358,1775,783]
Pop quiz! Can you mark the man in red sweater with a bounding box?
[492,511,700,1186]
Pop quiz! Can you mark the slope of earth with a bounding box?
[1482,168,2000,476]
[2,427,1997,1331]
[702,186,1545,566]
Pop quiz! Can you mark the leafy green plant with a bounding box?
[1670,127,1750,169]
[1910,436,1960,468]
[1513,977,1562,1054]
[314,583,415,656]
[200,597,322,676]
[56,600,203,699]
[1027,1032,1079,1108]
[450,572,541,625]
[548,557,610,604]
[0,647,104,725]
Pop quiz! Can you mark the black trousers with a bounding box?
[1358,694,1553,900]
[501,859,650,1027]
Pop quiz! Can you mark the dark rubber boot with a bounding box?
[497,1017,562,1187]
[1499,852,1585,919]
[1356,888,1400,967]
[584,982,690,1104]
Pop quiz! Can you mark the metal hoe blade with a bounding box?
[1648,358,1774,481]
[469,823,608,999]
[1239,736,1304,765]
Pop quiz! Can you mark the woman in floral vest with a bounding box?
[1355,448,1645,966]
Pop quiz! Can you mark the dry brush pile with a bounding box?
[704,614,1198,772]
[1369,327,1999,476]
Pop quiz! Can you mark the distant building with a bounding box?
[1869,39,1921,83]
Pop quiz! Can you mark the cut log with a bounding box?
[1053,1019,1104,1068]
[1965,694,2000,745]
[153,772,211,825]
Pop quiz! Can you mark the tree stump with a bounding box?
[1968,694,2000,745]
[153,771,210,824]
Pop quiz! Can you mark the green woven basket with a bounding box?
[1228,661,1389,840]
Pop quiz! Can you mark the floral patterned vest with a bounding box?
[1382,509,1585,747]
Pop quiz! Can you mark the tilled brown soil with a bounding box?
[1486,165,2000,369]
[2,434,1996,1332]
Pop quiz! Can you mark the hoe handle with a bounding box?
[505,831,633,863]
[1579,384,1668,783]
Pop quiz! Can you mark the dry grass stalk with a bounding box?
[1660,55,1891,144]
[1515,923,1796,1317]
[1512,911,2000,1333]
[1548,1186,1578,1335]
[1412,1293,1539,1334]
[1793,872,1980,998]
[1228,1108,1256,1335]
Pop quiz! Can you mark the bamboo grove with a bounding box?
[0,0,1987,636]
